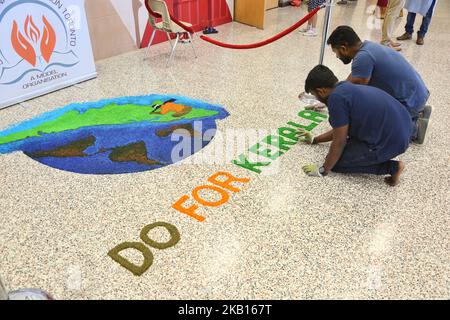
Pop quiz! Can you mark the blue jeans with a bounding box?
[331,139,400,175]
[405,0,436,38]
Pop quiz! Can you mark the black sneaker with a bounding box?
[421,105,433,121]
[414,118,429,145]
[412,105,432,144]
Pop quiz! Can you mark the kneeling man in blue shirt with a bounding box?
[300,65,413,186]
[327,26,430,144]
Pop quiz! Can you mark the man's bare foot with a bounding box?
[384,161,405,186]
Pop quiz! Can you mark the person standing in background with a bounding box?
[397,0,438,45]
[381,0,406,51]
[299,0,326,37]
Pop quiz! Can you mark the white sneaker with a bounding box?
[299,25,311,33]
[303,28,318,37]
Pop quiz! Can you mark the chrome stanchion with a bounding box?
[319,0,334,65]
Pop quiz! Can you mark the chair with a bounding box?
[144,0,197,67]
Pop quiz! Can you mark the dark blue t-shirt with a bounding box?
[328,82,413,162]
[352,41,429,113]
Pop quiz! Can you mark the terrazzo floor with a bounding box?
[1,0,449,299]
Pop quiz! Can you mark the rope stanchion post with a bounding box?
[319,0,334,65]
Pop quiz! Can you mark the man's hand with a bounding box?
[304,104,326,112]
[302,164,322,177]
[298,128,314,144]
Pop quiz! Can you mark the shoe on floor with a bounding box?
[417,36,425,45]
[303,29,318,37]
[337,0,348,4]
[421,105,433,121]
[299,26,311,33]
[413,106,432,144]
[397,32,412,41]
[381,41,402,51]
[414,118,429,144]
[388,44,402,51]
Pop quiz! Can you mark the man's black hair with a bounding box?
[305,65,339,93]
[327,25,361,47]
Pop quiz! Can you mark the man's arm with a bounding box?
[350,51,374,85]
[312,129,333,144]
[347,73,370,85]
[322,125,349,173]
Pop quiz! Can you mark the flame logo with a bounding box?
[11,15,56,67]
[41,16,56,63]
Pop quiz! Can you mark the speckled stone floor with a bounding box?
[1,0,449,299]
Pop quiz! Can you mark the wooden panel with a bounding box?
[266,0,278,10]
[234,0,265,29]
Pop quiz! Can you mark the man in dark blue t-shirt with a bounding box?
[299,65,413,186]
[326,26,431,144]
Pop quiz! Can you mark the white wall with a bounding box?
[226,0,234,19]
[87,0,233,60]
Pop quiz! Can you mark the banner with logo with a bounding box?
[0,0,96,109]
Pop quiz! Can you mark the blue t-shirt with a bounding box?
[352,41,429,113]
[328,82,413,162]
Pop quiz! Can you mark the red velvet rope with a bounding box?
[200,6,322,49]
[144,0,195,34]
